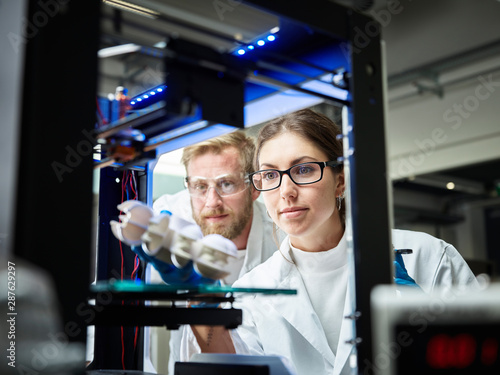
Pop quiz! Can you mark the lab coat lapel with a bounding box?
[240,203,264,275]
[333,277,354,375]
[269,264,337,367]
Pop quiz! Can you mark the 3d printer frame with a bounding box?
[15,0,392,373]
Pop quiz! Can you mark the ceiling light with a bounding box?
[102,0,160,19]
[407,175,485,195]
[154,41,166,48]
[98,43,141,58]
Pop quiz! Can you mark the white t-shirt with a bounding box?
[289,235,348,355]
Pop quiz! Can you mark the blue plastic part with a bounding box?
[394,251,422,290]
[131,245,218,286]
[97,96,121,124]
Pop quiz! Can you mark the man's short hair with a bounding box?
[181,130,256,175]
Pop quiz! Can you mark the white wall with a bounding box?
[368,0,500,268]
[378,0,500,180]
[387,67,500,180]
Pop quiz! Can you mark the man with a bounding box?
[151,130,280,373]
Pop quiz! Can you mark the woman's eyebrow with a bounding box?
[260,156,318,169]
[259,163,277,169]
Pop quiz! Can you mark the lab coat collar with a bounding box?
[240,201,274,275]
[272,268,337,367]
[268,239,354,374]
[270,241,337,366]
[335,280,354,375]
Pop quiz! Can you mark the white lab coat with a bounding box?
[153,190,280,375]
[226,229,478,375]
[391,229,478,292]
[153,190,195,222]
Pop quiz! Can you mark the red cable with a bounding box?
[130,256,138,280]
[120,170,127,369]
[119,238,125,369]
[121,326,126,369]
[96,97,109,125]
[133,171,139,199]
[123,171,129,196]
[118,170,141,368]
[121,170,126,206]
[119,241,124,281]
[133,326,139,350]
[131,171,139,352]
[129,176,137,197]
[131,255,140,352]
[128,170,136,196]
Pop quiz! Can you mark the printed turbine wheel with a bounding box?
[194,234,238,279]
[110,200,154,246]
[170,223,203,268]
[141,213,175,264]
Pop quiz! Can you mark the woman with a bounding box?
[183,108,478,375]
[231,108,352,374]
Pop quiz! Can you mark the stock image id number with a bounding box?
[7,262,15,312]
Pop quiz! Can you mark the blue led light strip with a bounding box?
[233,29,279,57]
[129,84,167,109]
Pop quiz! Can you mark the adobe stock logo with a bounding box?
[340,0,408,59]
[443,74,500,130]
[51,128,96,183]
[391,73,500,180]
[213,0,242,21]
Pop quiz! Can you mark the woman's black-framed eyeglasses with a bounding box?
[249,161,341,192]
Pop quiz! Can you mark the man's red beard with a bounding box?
[194,192,252,240]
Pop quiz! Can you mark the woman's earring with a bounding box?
[337,191,344,211]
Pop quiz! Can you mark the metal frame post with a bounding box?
[347,11,393,371]
[13,0,100,365]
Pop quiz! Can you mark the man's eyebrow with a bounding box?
[214,173,241,180]
[189,173,242,180]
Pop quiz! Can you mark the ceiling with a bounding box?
[99,0,500,74]
[99,0,279,62]
[394,158,500,199]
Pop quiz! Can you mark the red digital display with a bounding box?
[395,324,500,374]
[426,334,498,369]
